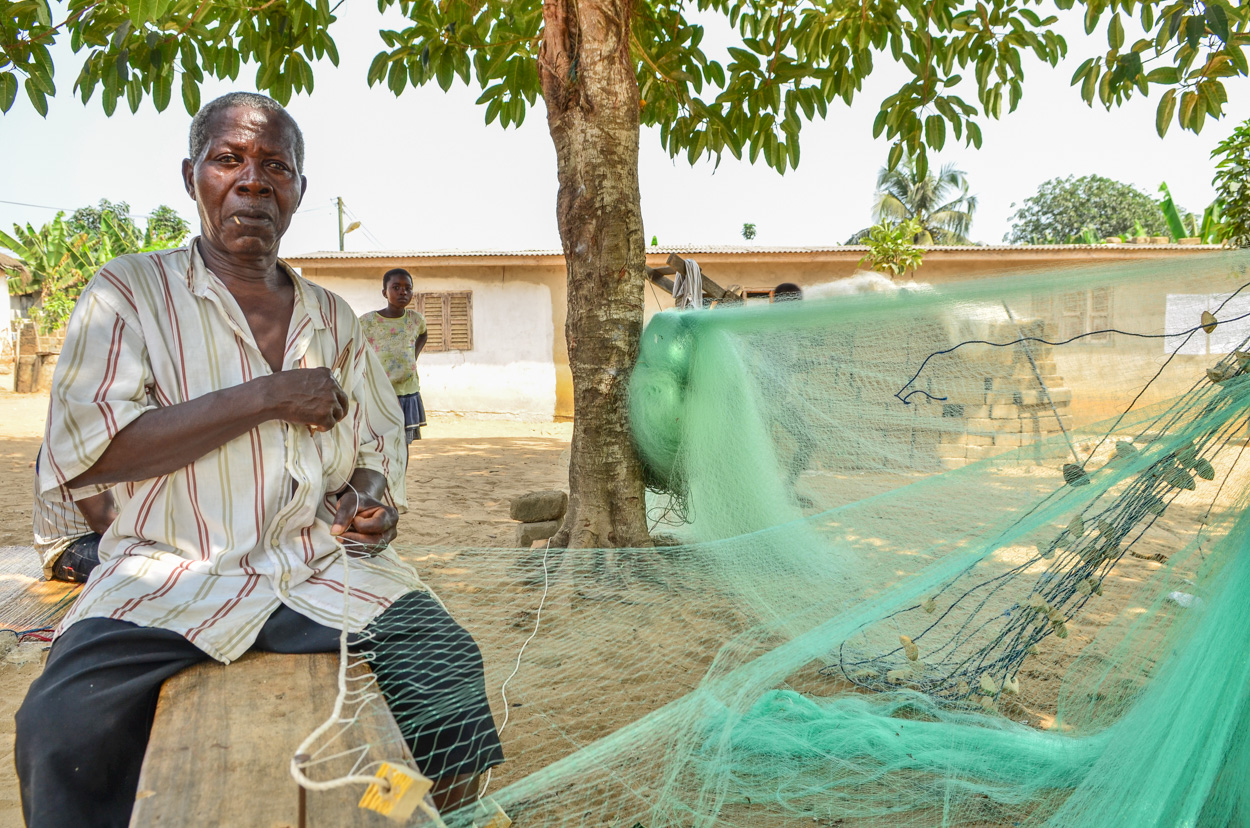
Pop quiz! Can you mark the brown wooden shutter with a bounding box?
[414,291,472,351]
[418,292,447,353]
[447,291,473,350]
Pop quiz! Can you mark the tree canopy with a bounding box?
[2,0,1248,178]
[1213,116,1250,247]
[1005,175,1173,243]
[5,0,1250,548]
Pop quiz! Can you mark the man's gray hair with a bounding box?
[188,92,304,172]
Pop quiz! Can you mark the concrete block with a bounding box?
[964,434,994,446]
[987,392,1016,405]
[516,519,561,547]
[936,444,967,459]
[1047,388,1073,404]
[964,445,997,462]
[995,433,1027,447]
[961,405,991,418]
[15,355,36,393]
[510,490,568,523]
[34,354,57,393]
[989,405,1020,419]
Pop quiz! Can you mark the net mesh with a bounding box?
[346,254,1250,827]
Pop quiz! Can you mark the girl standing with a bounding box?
[360,268,428,442]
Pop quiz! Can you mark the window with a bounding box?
[1034,288,1114,344]
[415,291,473,352]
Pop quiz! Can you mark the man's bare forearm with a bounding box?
[76,491,119,535]
[67,380,276,489]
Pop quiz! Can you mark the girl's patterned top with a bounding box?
[360,309,426,396]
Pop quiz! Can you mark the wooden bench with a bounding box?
[129,651,415,827]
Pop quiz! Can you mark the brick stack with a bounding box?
[934,319,1075,470]
[14,321,65,394]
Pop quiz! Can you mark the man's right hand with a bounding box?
[262,368,349,432]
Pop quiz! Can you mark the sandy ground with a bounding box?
[0,391,573,826]
[0,387,1232,827]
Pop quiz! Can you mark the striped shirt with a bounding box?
[31,449,96,578]
[38,242,422,663]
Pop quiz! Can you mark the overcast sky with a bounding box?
[3,3,1250,256]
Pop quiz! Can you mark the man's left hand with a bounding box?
[331,489,398,557]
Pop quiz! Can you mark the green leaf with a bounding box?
[1084,3,1100,35]
[436,54,454,91]
[0,72,16,113]
[153,72,171,112]
[1229,46,1249,77]
[126,77,142,113]
[924,113,946,150]
[1179,89,1199,128]
[1108,14,1124,50]
[24,78,48,117]
[181,71,200,113]
[872,108,887,138]
[387,60,406,96]
[1147,66,1180,84]
[1207,3,1230,42]
[1157,88,1176,136]
[886,141,903,171]
[367,52,390,86]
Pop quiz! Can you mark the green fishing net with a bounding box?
[385,254,1250,827]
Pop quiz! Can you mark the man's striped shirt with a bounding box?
[38,242,422,662]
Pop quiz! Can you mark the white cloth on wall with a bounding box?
[672,258,703,309]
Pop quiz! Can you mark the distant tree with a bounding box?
[1213,118,1250,248]
[146,205,191,247]
[3,202,190,332]
[69,198,139,239]
[741,223,757,241]
[849,156,977,245]
[1006,175,1169,243]
[67,199,189,250]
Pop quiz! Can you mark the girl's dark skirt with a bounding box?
[397,392,427,442]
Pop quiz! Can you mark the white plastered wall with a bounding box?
[314,273,557,421]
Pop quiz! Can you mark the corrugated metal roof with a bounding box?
[285,243,1226,260]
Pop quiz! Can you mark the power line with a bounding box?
[0,198,165,220]
[340,201,385,249]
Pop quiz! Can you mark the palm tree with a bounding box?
[848,156,978,245]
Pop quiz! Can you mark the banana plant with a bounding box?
[1159,182,1227,243]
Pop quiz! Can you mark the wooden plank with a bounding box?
[645,267,677,294]
[130,652,415,828]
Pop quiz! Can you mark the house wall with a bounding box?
[290,246,1225,424]
[301,261,568,421]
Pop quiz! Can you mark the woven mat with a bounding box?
[0,546,79,632]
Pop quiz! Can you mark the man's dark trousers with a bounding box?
[15,593,502,828]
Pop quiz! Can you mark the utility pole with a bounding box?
[335,197,361,251]
[337,196,345,252]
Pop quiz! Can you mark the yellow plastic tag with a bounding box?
[358,762,433,822]
[473,797,512,828]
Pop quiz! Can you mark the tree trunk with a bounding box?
[539,0,652,549]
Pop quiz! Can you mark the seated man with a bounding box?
[32,445,117,582]
[15,92,502,828]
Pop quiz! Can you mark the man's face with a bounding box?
[182,106,307,258]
